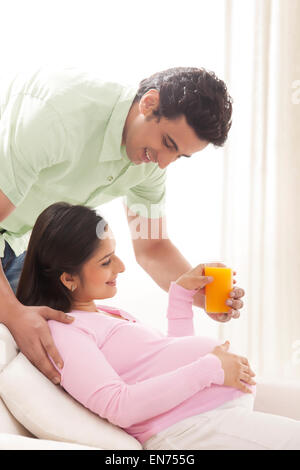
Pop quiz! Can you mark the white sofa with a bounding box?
[0,323,299,450]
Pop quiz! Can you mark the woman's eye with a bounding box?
[102,259,111,266]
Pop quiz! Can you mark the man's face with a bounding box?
[122,89,209,170]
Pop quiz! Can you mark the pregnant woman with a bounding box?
[16,202,300,450]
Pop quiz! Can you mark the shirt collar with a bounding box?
[99,84,138,163]
[96,304,137,322]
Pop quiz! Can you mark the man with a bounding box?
[0,66,244,384]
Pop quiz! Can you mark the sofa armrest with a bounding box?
[254,377,300,420]
[0,398,34,437]
[0,433,102,450]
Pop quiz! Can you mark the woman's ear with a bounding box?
[59,272,76,291]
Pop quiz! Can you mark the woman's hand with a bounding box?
[212,341,256,393]
[175,263,216,291]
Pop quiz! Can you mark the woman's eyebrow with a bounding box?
[98,251,115,262]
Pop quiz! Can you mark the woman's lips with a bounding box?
[106,280,116,286]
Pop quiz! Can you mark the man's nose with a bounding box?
[157,153,176,169]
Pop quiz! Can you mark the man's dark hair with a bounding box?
[133,67,233,147]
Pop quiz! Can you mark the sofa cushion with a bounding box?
[0,324,18,372]
[254,377,300,420]
[0,433,101,450]
[0,352,142,450]
[0,398,35,436]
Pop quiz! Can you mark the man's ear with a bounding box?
[139,89,160,118]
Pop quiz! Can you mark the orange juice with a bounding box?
[204,267,233,313]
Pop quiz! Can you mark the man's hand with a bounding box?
[5,304,74,384]
[177,262,245,323]
[207,285,245,322]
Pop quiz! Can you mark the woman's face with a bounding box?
[65,226,125,308]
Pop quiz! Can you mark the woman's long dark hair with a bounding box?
[16,202,107,312]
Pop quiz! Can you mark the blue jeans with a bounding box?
[1,240,27,295]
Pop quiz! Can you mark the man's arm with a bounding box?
[124,203,205,309]
[0,190,21,317]
[0,189,73,383]
[124,204,245,322]
[137,239,206,310]
[0,189,15,220]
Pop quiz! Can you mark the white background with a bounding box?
[1,0,227,335]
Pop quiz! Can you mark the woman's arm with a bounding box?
[48,321,224,429]
[167,281,198,337]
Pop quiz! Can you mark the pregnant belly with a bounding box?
[102,323,223,380]
[155,336,223,371]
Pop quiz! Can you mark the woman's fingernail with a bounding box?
[53,377,60,384]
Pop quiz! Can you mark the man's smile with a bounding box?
[141,147,157,163]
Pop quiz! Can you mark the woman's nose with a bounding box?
[117,257,126,273]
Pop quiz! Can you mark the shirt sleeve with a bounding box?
[0,236,5,259]
[48,321,224,429]
[167,281,198,337]
[123,166,167,219]
[0,94,67,206]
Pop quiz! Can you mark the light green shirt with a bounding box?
[0,67,167,258]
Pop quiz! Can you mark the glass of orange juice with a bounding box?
[204,266,233,314]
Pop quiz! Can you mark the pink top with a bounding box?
[48,281,254,444]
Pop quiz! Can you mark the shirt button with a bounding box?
[107,176,114,182]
